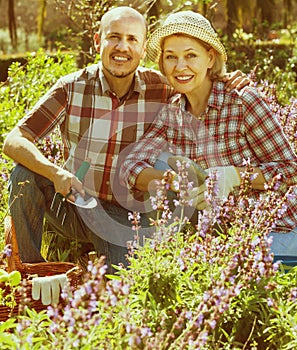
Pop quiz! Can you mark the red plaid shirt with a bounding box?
[19,63,173,206]
[121,81,297,231]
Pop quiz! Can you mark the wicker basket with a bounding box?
[0,216,84,322]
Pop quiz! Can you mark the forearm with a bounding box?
[135,166,267,193]
[3,127,61,182]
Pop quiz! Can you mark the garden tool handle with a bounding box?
[63,159,91,199]
[75,159,91,182]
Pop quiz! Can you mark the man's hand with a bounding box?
[52,168,85,201]
[3,126,85,201]
[222,70,251,92]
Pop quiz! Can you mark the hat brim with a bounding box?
[147,23,227,63]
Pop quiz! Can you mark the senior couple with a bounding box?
[4,7,297,274]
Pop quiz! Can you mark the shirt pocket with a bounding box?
[210,131,248,166]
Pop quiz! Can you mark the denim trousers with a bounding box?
[269,227,297,257]
[8,165,142,272]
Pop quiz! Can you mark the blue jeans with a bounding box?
[269,227,297,257]
[8,165,146,273]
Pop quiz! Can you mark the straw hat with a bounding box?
[147,11,227,63]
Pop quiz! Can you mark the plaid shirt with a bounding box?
[121,81,297,231]
[19,63,173,206]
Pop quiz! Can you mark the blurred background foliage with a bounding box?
[1,0,296,54]
[0,0,296,104]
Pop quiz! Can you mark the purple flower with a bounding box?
[122,284,130,295]
[185,311,193,320]
[99,264,108,275]
[128,335,141,346]
[110,295,117,306]
[209,319,217,329]
[195,314,204,328]
[140,327,152,337]
[3,244,12,257]
[126,323,131,333]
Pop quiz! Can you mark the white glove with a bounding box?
[32,274,68,305]
[167,155,207,187]
[206,166,240,200]
[187,183,208,210]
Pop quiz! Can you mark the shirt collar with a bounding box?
[170,80,242,112]
[208,81,224,109]
[98,62,142,97]
[210,80,244,107]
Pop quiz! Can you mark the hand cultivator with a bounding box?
[50,160,97,225]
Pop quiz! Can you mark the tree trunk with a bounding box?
[226,0,239,38]
[38,0,47,45]
[8,0,17,50]
[283,0,292,27]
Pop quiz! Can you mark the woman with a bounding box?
[120,11,297,256]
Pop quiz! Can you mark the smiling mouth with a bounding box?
[175,75,193,82]
[112,55,130,63]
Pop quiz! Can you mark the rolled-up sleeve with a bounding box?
[120,108,170,191]
[18,80,67,141]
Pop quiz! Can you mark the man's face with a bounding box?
[97,16,146,80]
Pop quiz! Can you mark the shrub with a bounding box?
[1,162,297,348]
[223,27,297,105]
[0,49,76,143]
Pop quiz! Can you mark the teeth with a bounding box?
[114,56,128,61]
[176,76,192,81]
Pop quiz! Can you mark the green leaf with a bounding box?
[7,271,21,287]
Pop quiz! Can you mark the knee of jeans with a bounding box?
[154,151,172,171]
[8,165,36,193]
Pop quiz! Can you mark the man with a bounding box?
[3,6,248,272]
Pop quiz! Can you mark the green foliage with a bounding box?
[223,26,297,105]
[0,269,21,310]
[0,49,76,148]
[0,49,76,143]
[2,184,297,348]
[0,309,52,349]
[0,245,21,315]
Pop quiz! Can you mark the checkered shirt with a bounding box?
[19,63,173,206]
[121,81,297,231]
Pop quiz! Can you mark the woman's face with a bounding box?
[162,34,215,95]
